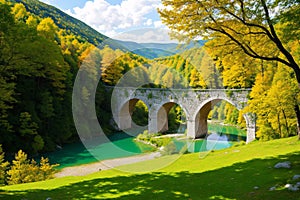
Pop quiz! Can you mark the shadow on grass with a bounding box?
[1,151,300,200]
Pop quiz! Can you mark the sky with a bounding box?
[39,0,176,43]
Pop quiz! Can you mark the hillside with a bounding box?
[117,40,206,59]
[8,0,126,50]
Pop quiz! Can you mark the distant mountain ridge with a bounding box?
[8,0,205,59]
[117,40,206,59]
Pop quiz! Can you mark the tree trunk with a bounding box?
[293,69,300,140]
[294,104,300,140]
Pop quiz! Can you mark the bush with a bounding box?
[161,141,178,155]
[136,131,171,148]
[232,141,246,147]
[0,145,9,185]
[6,150,58,185]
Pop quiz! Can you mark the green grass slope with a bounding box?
[1,137,300,199]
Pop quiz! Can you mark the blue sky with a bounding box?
[39,0,175,43]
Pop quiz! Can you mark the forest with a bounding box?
[0,0,299,160]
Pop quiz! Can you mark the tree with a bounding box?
[189,68,206,88]
[7,150,32,185]
[38,157,58,180]
[159,0,300,138]
[11,3,28,22]
[0,145,9,185]
[37,17,58,40]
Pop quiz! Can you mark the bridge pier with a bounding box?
[187,100,220,139]
[244,113,256,143]
[116,99,140,130]
[186,119,208,139]
[149,102,178,133]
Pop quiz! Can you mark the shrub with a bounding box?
[0,145,9,185]
[161,141,177,155]
[232,141,246,147]
[6,150,58,185]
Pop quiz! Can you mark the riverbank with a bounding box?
[55,152,161,177]
[2,136,300,200]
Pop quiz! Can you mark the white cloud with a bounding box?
[68,0,163,38]
[154,20,164,28]
[112,28,177,44]
[144,19,153,26]
[40,0,52,4]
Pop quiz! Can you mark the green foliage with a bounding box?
[209,101,245,128]
[19,112,38,137]
[131,101,148,126]
[152,48,213,88]
[159,0,300,139]
[147,93,153,99]
[161,141,177,155]
[0,145,9,185]
[245,64,299,140]
[39,157,58,181]
[7,150,34,185]
[0,1,115,155]
[225,90,233,98]
[6,150,58,185]
[37,17,58,40]
[101,47,149,86]
[168,105,186,132]
[136,131,173,148]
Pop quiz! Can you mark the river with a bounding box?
[43,123,246,169]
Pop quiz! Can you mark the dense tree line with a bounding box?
[0,1,160,156]
[0,1,116,155]
[159,0,300,140]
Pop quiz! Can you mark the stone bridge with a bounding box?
[110,87,256,143]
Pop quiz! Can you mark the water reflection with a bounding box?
[203,133,231,151]
[174,131,245,153]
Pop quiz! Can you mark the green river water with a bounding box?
[43,124,246,169]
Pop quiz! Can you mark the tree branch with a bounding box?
[261,0,299,72]
[207,26,292,67]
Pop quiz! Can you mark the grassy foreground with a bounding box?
[1,137,300,200]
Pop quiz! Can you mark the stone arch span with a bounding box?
[149,100,188,134]
[117,98,149,130]
[189,97,255,143]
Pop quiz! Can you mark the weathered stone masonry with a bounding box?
[111,87,256,143]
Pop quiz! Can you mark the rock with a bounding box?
[285,184,300,191]
[285,184,299,191]
[289,187,299,191]
[274,161,291,169]
[269,186,276,191]
[293,174,300,180]
[285,184,292,188]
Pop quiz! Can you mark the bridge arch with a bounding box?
[117,98,149,130]
[189,96,255,143]
[150,101,188,133]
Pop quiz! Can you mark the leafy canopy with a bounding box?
[159,0,300,74]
